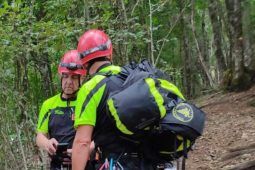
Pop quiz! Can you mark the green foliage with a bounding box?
[1,0,254,168]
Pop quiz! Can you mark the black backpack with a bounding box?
[105,59,205,161]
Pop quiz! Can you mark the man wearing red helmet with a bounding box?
[36,50,86,170]
[72,30,153,170]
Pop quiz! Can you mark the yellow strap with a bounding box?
[145,78,166,118]
[158,79,185,100]
[107,99,133,135]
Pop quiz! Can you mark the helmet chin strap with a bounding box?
[86,61,94,75]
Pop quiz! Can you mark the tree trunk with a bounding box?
[41,53,54,97]
[20,57,29,122]
[120,0,130,63]
[201,10,209,64]
[243,0,255,81]
[191,0,214,88]
[83,0,90,26]
[225,0,249,90]
[208,0,227,84]
[180,0,192,98]
[15,57,29,122]
[148,0,155,65]
[31,51,54,98]
[200,9,210,87]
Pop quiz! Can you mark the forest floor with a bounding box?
[186,85,255,170]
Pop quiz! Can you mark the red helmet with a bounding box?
[58,50,86,75]
[77,29,113,65]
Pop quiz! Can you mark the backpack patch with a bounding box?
[173,103,194,122]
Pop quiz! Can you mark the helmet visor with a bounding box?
[79,40,111,59]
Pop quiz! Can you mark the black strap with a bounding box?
[95,71,126,89]
[173,135,177,159]
[79,77,110,118]
[183,138,188,158]
[39,111,49,129]
[182,138,187,170]
[96,62,112,73]
[182,156,186,170]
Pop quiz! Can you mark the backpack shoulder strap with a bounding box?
[94,70,127,89]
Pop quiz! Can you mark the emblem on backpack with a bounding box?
[173,103,193,122]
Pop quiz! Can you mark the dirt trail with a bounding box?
[186,85,255,170]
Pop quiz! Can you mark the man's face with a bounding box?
[61,73,80,95]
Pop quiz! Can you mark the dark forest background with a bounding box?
[0,0,254,169]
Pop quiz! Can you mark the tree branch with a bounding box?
[131,0,141,16]
[191,0,214,87]
[16,123,28,169]
[149,0,155,65]
[155,1,189,66]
